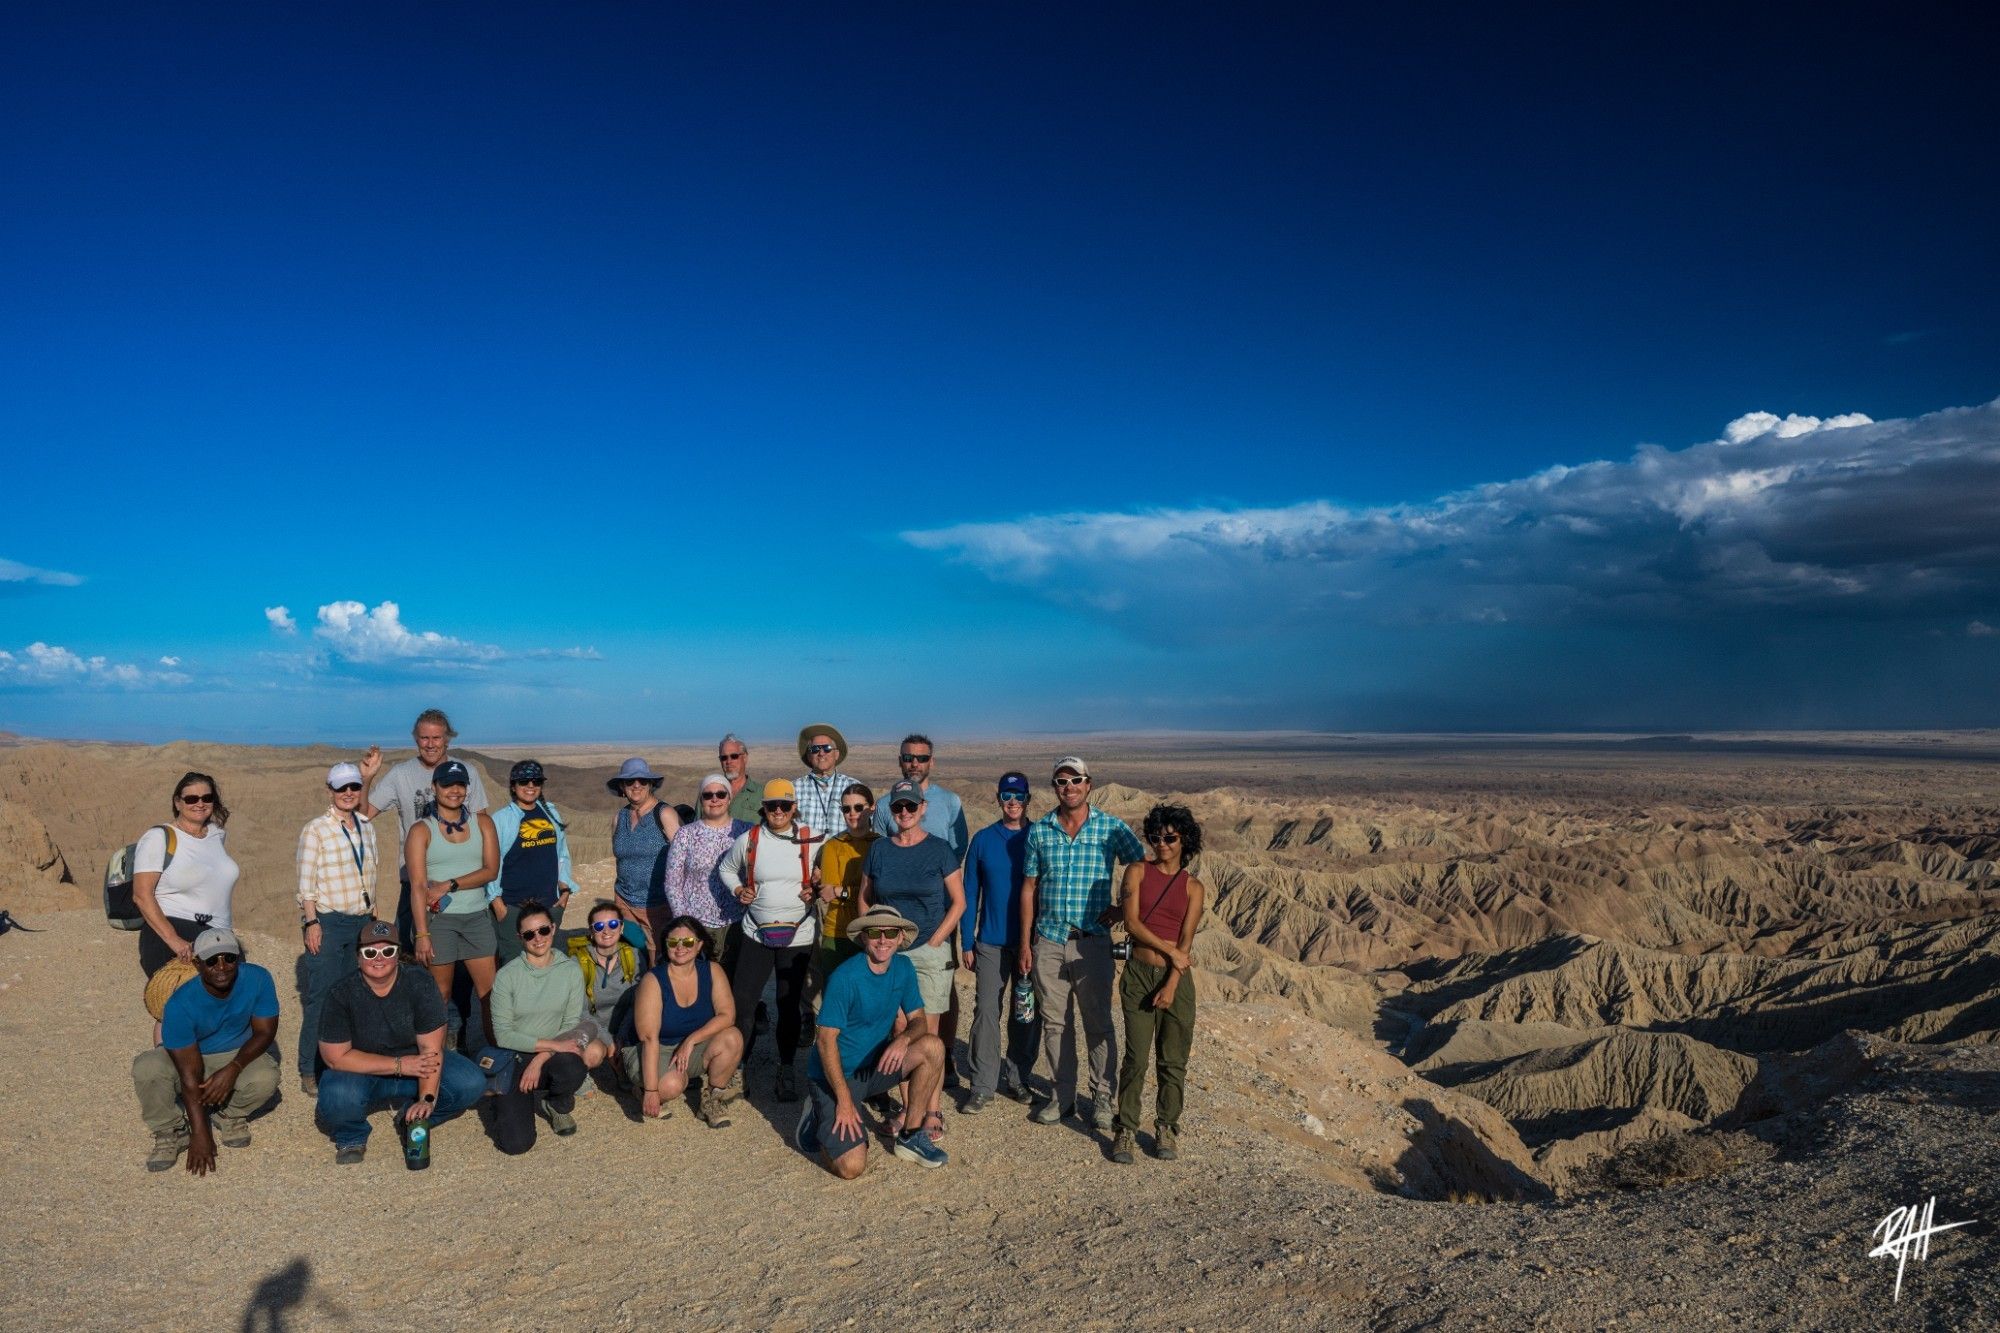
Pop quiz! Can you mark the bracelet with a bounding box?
[643,1085,659,1092]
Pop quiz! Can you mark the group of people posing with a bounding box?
[127,711,1208,1178]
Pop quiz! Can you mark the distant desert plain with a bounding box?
[1,731,1995,1331]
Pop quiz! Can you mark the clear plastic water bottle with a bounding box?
[1012,975,1037,1024]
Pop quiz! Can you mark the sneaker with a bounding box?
[962,1092,993,1115]
[1153,1124,1179,1160]
[299,1074,318,1097]
[334,1143,367,1166]
[213,1117,252,1148]
[776,1064,801,1102]
[699,1086,733,1130]
[540,1099,578,1137]
[1030,1098,1071,1125]
[997,1078,1032,1104]
[794,1100,821,1155]
[893,1128,950,1168]
[1091,1103,1116,1133]
[1111,1130,1137,1164]
[145,1131,188,1172]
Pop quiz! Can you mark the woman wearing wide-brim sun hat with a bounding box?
[607,758,680,946]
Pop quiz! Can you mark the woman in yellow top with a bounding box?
[813,783,876,981]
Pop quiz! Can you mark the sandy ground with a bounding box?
[4,909,1994,1332]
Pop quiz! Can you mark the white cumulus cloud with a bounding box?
[905,399,2000,639]
[313,600,506,667]
[0,642,190,689]
[264,606,298,635]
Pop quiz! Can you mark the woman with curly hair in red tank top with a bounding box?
[1112,803,1206,1165]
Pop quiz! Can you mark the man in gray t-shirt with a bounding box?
[360,709,489,948]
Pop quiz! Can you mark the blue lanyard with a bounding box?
[337,818,366,877]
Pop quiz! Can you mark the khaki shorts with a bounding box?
[427,908,498,964]
[905,941,952,1015]
[620,1037,710,1087]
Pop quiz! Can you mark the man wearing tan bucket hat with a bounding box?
[794,904,949,1176]
[793,722,858,841]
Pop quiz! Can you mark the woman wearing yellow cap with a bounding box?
[715,778,823,1101]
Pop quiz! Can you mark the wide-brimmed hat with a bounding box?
[845,904,918,944]
[797,723,848,765]
[606,757,663,794]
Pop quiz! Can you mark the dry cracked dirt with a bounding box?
[1,733,1994,1330]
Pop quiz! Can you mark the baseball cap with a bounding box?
[193,927,243,960]
[509,759,545,785]
[887,779,924,807]
[360,920,397,946]
[997,772,1031,797]
[1052,756,1090,779]
[434,760,471,787]
[762,777,797,802]
[326,762,364,788]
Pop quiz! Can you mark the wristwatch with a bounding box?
[300,915,318,930]
[419,1092,437,1104]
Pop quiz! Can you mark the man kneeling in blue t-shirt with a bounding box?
[132,927,281,1175]
[794,906,949,1176]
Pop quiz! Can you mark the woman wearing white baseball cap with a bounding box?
[294,762,382,1095]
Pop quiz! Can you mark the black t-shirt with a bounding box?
[319,966,449,1057]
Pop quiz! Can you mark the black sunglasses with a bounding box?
[890,801,920,814]
[719,751,746,761]
[840,802,871,814]
[762,800,796,812]
[199,952,240,966]
[519,924,554,940]
[332,783,363,793]
[181,792,216,804]
[805,743,837,755]
[701,790,730,800]
[899,753,932,764]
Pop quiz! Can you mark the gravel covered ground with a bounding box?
[4,911,1993,1331]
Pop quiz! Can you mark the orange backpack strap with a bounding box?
[746,824,760,891]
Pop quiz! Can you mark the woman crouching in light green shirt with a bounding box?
[489,901,607,1152]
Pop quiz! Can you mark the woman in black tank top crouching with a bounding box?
[1112,803,1206,1165]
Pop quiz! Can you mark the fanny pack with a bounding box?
[744,822,816,948]
[751,918,804,947]
[475,1046,523,1096]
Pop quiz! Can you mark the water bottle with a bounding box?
[401,1115,432,1171]
[1012,975,1037,1024]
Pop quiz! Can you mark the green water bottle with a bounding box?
[401,1113,432,1171]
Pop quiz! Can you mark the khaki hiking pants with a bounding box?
[132,1046,280,1136]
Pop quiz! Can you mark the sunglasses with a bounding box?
[805,743,837,755]
[701,790,730,800]
[890,801,920,814]
[664,935,701,948]
[1147,831,1181,844]
[512,779,543,787]
[762,800,796,812]
[589,919,624,932]
[899,753,932,764]
[998,791,1027,802]
[840,802,871,814]
[622,778,654,788]
[332,783,363,794]
[1053,776,1088,788]
[719,751,746,761]
[181,792,216,804]
[359,944,399,960]
[519,924,555,940]
[860,926,903,940]
[198,952,240,966]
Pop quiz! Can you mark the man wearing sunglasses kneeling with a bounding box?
[132,927,280,1174]
[315,921,486,1165]
[794,906,948,1177]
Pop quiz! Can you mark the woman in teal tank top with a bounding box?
[406,765,503,1045]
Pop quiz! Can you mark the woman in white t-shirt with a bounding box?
[133,771,242,977]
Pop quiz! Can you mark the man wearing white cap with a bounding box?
[131,927,280,1174]
[295,762,381,1096]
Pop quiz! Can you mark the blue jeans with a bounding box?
[298,911,371,1077]
[315,1052,486,1149]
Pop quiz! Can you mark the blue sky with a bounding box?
[3,4,1996,741]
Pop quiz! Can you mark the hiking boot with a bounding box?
[794,1100,822,1155]
[1030,1098,1071,1125]
[299,1074,318,1097]
[1153,1124,1179,1160]
[962,1091,993,1115]
[892,1128,949,1169]
[1091,1102,1116,1133]
[1111,1130,1137,1164]
[334,1143,367,1166]
[997,1077,1032,1104]
[775,1064,801,1102]
[213,1117,252,1148]
[699,1085,733,1130]
[146,1131,188,1172]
